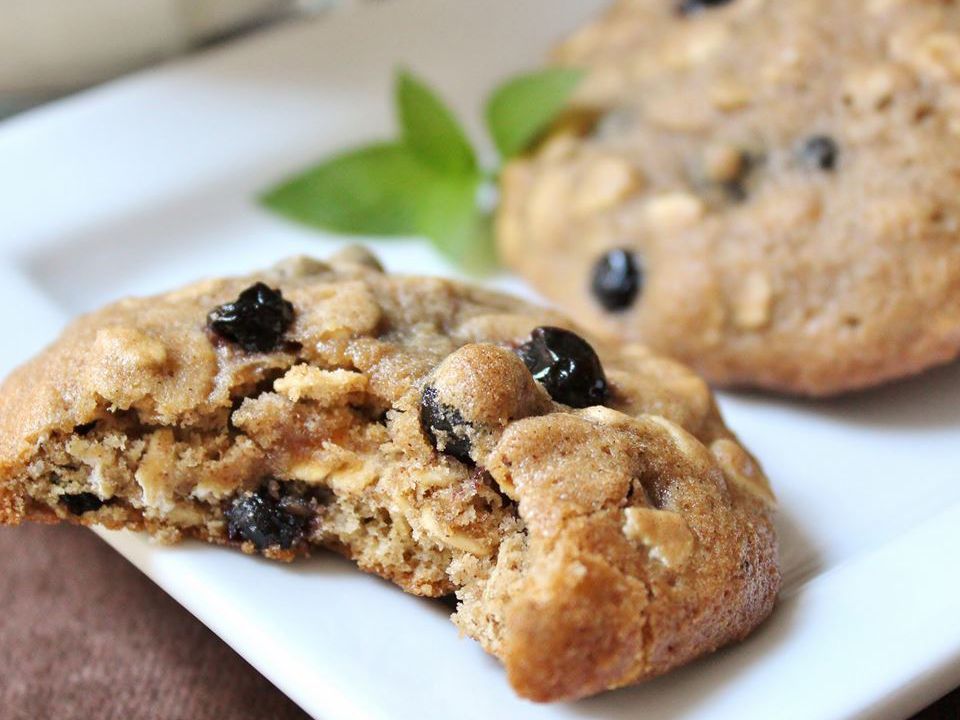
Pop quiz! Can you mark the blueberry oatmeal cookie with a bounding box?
[0,248,779,701]
[498,0,960,396]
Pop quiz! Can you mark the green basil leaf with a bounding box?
[260,142,442,236]
[259,69,520,273]
[485,67,584,160]
[396,69,477,175]
[418,176,496,274]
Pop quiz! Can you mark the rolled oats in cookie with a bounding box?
[0,249,779,701]
[497,0,960,396]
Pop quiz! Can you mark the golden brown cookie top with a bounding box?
[0,248,740,468]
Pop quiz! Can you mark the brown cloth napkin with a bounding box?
[0,524,308,720]
[0,523,956,720]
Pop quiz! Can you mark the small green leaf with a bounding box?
[418,176,496,274]
[396,69,477,175]
[485,67,584,160]
[260,142,443,236]
[260,68,527,273]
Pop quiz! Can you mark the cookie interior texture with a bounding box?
[498,0,960,396]
[0,250,779,701]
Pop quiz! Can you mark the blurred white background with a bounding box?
[0,0,356,118]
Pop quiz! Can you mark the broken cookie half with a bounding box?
[0,248,779,702]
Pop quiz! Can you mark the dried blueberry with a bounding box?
[799,135,839,171]
[591,249,642,312]
[60,492,104,515]
[225,490,307,551]
[678,0,734,15]
[724,180,749,203]
[207,282,294,353]
[420,385,473,464]
[516,327,609,408]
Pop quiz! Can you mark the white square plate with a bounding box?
[2,2,959,718]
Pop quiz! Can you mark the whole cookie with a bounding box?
[498,0,960,396]
[0,249,778,701]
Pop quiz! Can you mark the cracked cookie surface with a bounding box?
[498,0,960,396]
[0,248,779,701]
